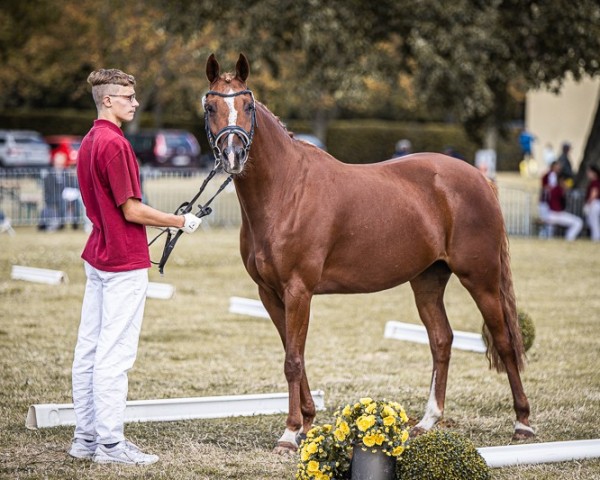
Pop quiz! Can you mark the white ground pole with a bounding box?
[146,281,175,299]
[384,320,487,353]
[11,265,68,285]
[26,390,325,429]
[228,296,314,321]
[229,296,270,319]
[478,439,600,468]
[11,267,174,299]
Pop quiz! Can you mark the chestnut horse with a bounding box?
[203,54,534,453]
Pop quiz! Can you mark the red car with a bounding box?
[45,135,82,168]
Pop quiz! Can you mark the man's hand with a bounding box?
[180,213,202,234]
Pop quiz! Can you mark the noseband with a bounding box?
[204,89,257,167]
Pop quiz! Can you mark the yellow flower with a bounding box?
[307,460,320,474]
[382,405,396,417]
[363,434,377,447]
[360,397,373,405]
[392,445,405,456]
[400,410,409,423]
[334,428,346,442]
[339,420,350,435]
[306,442,318,454]
[375,433,385,445]
[365,402,377,414]
[342,405,352,417]
[322,424,332,433]
[356,415,376,432]
[383,415,396,426]
[300,448,311,462]
[401,429,409,443]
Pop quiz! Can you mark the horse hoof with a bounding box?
[409,426,427,438]
[512,428,535,441]
[273,442,298,455]
[296,432,307,445]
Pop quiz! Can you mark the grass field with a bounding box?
[1,226,599,479]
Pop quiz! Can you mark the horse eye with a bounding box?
[245,103,255,113]
[205,104,215,114]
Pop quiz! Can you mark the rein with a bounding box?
[148,165,233,274]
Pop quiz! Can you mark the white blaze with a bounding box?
[224,91,237,165]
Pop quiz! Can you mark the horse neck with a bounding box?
[234,102,299,202]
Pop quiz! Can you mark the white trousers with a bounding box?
[72,262,148,444]
[545,210,584,241]
[584,199,600,241]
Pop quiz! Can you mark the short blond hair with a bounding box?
[87,69,136,108]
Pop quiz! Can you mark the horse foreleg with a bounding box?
[259,286,314,454]
[409,263,453,436]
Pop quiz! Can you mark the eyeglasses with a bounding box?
[108,94,136,103]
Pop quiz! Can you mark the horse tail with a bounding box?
[482,181,526,373]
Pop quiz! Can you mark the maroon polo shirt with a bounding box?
[77,119,150,272]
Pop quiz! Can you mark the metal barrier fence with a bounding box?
[0,168,584,236]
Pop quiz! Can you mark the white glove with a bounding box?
[180,213,202,234]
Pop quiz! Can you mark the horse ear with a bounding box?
[206,53,220,83]
[235,53,250,83]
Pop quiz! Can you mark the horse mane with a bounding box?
[255,101,294,138]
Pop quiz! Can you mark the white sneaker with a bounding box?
[93,440,159,465]
[68,438,97,460]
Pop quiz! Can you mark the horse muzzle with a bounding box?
[221,145,248,174]
[213,126,252,175]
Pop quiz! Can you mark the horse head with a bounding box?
[203,53,256,175]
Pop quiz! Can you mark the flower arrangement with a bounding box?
[297,398,410,480]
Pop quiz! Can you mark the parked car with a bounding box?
[125,129,205,169]
[0,130,51,168]
[45,135,82,168]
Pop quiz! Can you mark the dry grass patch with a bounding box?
[1,228,599,479]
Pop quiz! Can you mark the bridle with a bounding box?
[203,88,257,167]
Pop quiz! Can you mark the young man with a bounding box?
[69,69,201,465]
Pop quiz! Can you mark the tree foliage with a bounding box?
[0,0,599,149]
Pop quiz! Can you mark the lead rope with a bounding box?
[148,166,233,274]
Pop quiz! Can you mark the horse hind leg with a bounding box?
[455,260,534,440]
[409,261,453,435]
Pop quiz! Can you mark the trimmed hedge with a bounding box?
[0,110,521,171]
[325,119,521,171]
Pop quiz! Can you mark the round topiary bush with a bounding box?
[396,430,490,480]
[517,309,535,352]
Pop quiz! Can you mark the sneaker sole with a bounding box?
[93,455,159,466]
[68,452,94,460]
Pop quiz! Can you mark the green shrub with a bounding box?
[396,430,490,480]
[518,309,536,352]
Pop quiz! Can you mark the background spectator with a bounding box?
[584,165,600,241]
[392,139,412,158]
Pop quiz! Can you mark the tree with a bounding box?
[398,0,600,153]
